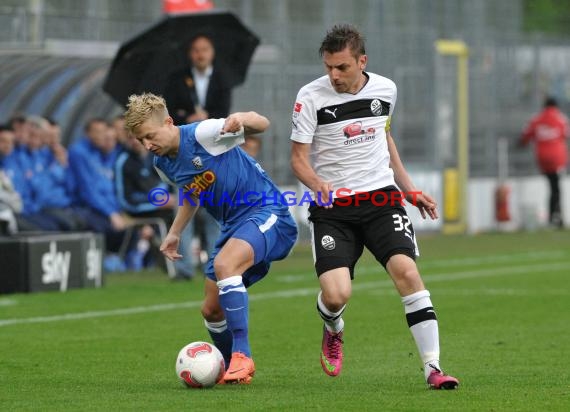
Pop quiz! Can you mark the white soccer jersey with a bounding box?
[291,72,397,198]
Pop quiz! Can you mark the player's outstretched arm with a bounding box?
[160,196,199,261]
[223,112,269,135]
[387,132,438,220]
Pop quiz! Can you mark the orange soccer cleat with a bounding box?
[223,352,256,384]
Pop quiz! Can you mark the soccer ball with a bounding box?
[175,341,225,388]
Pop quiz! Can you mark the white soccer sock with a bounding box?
[317,291,345,333]
[401,289,441,379]
[204,319,228,333]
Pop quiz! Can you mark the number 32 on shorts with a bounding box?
[392,213,412,234]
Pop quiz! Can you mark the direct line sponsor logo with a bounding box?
[147,187,422,208]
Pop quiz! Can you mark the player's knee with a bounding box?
[393,267,422,289]
[326,299,347,312]
[201,302,224,321]
[212,258,234,279]
[387,255,422,287]
[322,290,350,311]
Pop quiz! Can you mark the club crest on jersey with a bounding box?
[192,156,203,170]
[370,99,383,116]
[321,235,336,251]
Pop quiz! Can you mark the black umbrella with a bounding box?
[103,10,260,107]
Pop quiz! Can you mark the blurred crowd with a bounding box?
[0,113,178,273]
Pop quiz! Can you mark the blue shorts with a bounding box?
[204,207,298,287]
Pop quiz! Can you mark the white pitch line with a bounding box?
[276,250,569,283]
[367,288,570,297]
[418,250,568,269]
[0,261,569,328]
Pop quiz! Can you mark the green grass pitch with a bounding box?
[1,230,569,411]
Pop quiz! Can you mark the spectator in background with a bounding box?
[68,118,126,260]
[0,126,24,234]
[111,114,129,152]
[0,168,21,235]
[164,34,232,125]
[26,116,87,231]
[45,117,67,168]
[100,120,120,158]
[115,130,175,218]
[0,124,53,231]
[520,96,569,228]
[8,114,30,160]
[18,117,48,211]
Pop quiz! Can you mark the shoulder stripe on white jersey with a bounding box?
[317,98,391,125]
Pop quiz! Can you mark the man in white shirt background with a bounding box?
[165,34,232,125]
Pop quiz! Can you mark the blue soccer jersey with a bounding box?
[154,119,288,227]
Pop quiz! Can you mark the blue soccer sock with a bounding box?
[204,319,233,369]
[217,276,251,357]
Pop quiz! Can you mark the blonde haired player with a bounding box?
[126,93,297,384]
